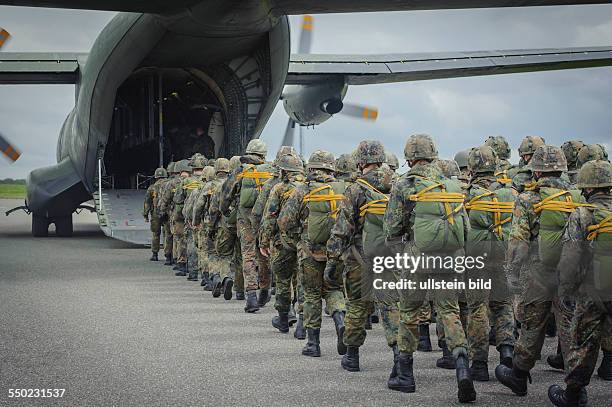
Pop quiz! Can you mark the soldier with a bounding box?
[576,143,609,169]
[511,135,546,193]
[156,162,176,265]
[220,139,274,312]
[259,154,305,333]
[336,153,358,183]
[453,149,471,182]
[143,167,168,261]
[384,134,475,403]
[278,150,347,357]
[190,165,215,283]
[496,145,586,399]
[170,160,194,276]
[464,146,516,380]
[324,140,400,374]
[547,160,612,406]
[561,140,585,185]
[182,156,207,280]
[485,135,514,187]
[159,161,184,267]
[386,151,400,172]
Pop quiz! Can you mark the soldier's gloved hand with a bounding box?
[324,259,339,286]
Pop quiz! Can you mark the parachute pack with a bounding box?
[238,163,273,208]
[357,178,388,257]
[587,208,612,293]
[303,181,346,245]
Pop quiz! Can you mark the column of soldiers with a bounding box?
[143,134,611,406]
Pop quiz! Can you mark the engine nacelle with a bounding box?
[282,80,347,126]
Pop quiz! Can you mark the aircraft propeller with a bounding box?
[0,28,22,163]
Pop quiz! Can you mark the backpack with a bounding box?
[465,185,515,257]
[303,181,346,245]
[238,163,273,209]
[356,179,388,257]
[535,187,585,267]
[408,175,466,253]
[587,208,612,294]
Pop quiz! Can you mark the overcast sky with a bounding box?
[1,5,612,178]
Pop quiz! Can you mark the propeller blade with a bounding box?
[340,103,379,121]
[298,15,313,54]
[0,133,21,163]
[0,28,9,49]
[281,118,296,148]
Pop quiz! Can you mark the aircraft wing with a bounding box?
[0,52,86,84]
[285,47,612,85]
[0,0,610,13]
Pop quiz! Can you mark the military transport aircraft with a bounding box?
[1,0,612,244]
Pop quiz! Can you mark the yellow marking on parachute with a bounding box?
[465,191,514,239]
[238,164,272,191]
[533,190,596,214]
[587,215,612,241]
[409,182,465,225]
[304,185,345,219]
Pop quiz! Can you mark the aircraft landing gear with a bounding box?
[31,214,73,237]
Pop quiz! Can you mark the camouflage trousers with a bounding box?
[300,252,346,329]
[271,245,299,314]
[196,228,208,274]
[292,266,304,314]
[161,217,172,258]
[489,299,516,350]
[237,218,270,292]
[565,299,612,389]
[149,215,162,253]
[171,218,187,264]
[186,226,199,274]
[417,301,432,324]
[343,252,399,348]
[234,238,244,294]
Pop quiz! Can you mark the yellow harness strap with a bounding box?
[282,187,296,200]
[408,181,465,225]
[524,181,537,191]
[356,179,389,218]
[237,164,272,190]
[494,170,513,185]
[587,215,612,241]
[465,191,514,239]
[534,191,596,214]
[303,185,345,219]
[183,180,203,190]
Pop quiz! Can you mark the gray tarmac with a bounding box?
[0,198,609,406]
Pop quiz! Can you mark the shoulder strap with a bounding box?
[587,209,612,241]
[407,177,465,225]
[534,189,595,214]
[356,179,389,218]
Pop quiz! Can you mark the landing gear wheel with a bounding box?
[32,214,49,237]
[55,215,73,237]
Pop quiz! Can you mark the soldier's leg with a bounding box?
[162,219,173,263]
[237,218,259,311]
[598,317,612,380]
[343,256,372,349]
[271,247,298,332]
[233,235,244,298]
[302,256,325,330]
[150,216,161,260]
[171,218,179,262]
[513,300,552,372]
[174,220,187,272]
[465,275,491,381]
[489,299,516,365]
[416,300,432,352]
[554,297,577,370]
[186,227,198,279]
[256,248,272,306]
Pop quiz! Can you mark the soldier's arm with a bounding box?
[384,178,414,248]
[192,191,204,226]
[558,209,589,298]
[219,168,241,215]
[143,187,153,218]
[260,184,282,249]
[506,194,532,268]
[327,184,359,261]
[207,189,222,230]
[277,185,306,244]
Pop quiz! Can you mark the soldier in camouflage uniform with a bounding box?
[386,151,400,172]
[511,135,546,193]
[143,167,168,261]
[324,140,400,374]
[190,165,215,283]
[561,140,585,185]
[170,160,195,275]
[259,154,305,333]
[548,160,612,406]
[277,150,347,357]
[336,153,358,183]
[182,156,207,279]
[384,135,475,403]
[220,139,274,312]
[159,161,184,267]
[157,162,176,265]
[496,145,582,398]
[485,135,514,188]
[453,149,471,182]
[576,144,609,169]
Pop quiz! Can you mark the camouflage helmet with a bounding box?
[154,167,168,178]
[214,157,230,173]
[561,140,585,167]
[336,153,357,174]
[577,144,609,169]
[385,151,400,170]
[484,135,511,160]
[518,135,546,156]
[307,150,335,171]
[404,134,438,161]
[530,145,568,173]
[202,165,215,181]
[434,159,461,178]
[356,140,386,166]
[166,161,176,174]
[245,138,267,157]
[175,159,193,174]
[576,160,612,189]
[277,153,304,172]
[275,146,299,164]
[191,155,207,170]
[454,149,470,169]
[468,145,498,174]
[229,155,241,171]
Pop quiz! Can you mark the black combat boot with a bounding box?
[174,263,187,276]
[548,385,583,407]
[370,311,379,324]
[244,291,259,313]
[294,314,306,340]
[187,270,198,281]
[272,312,289,333]
[389,344,400,380]
[164,255,173,266]
[341,346,360,372]
[456,353,477,403]
[332,311,346,355]
[150,252,159,261]
[470,360,489,382]
[257,288,270,307]
[302,328,321,357]
[489,326,496,346]
[222,278,234,300]
[201,272,213,291]
[436,341,456,369]
[365,316,372,330]
[547,353,565,371]
[288,306,297,326]
[597,351,612,380]
[546,315,557,337]
[499,345,514,368]
[417,324,432,352]
[495,364,531,396]
[235,291,245,301]
[172,264,180,271]
[211,275,222,297]
[388,353,416,393]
